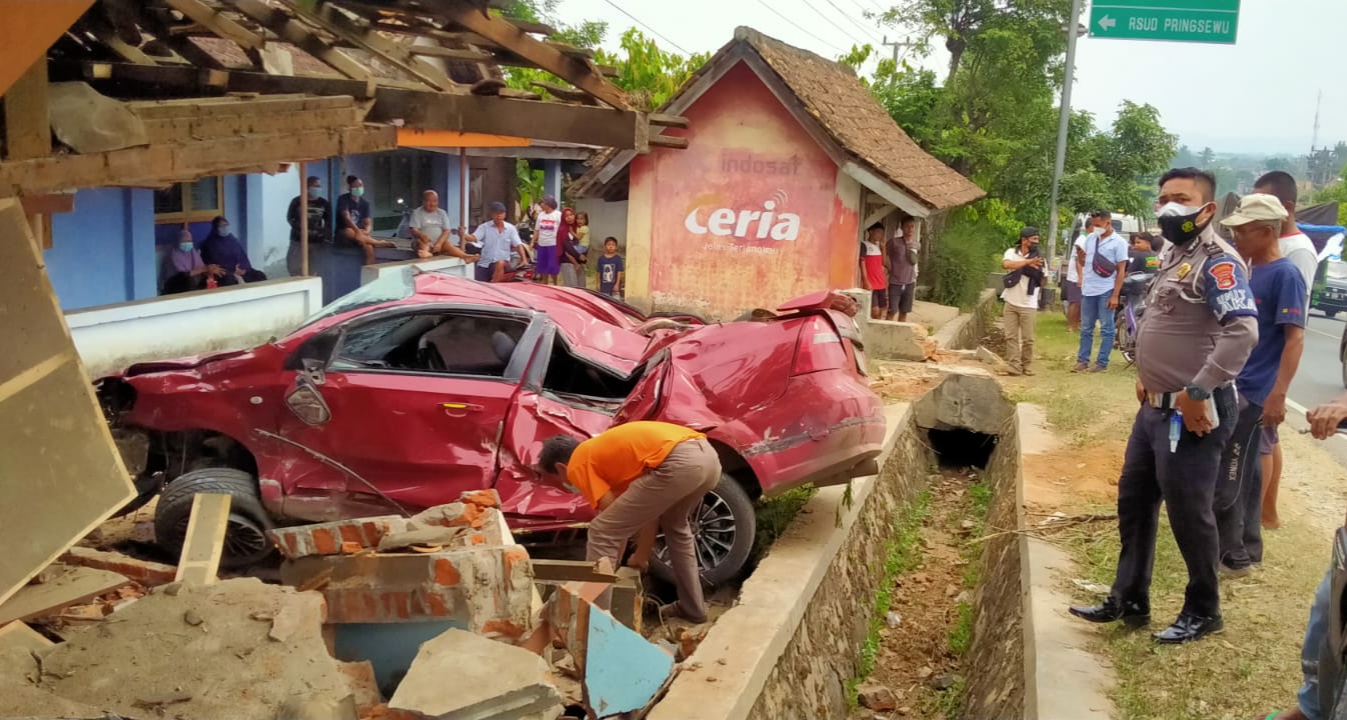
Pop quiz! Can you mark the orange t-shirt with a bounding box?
[566,421,705,509]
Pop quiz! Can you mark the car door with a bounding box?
[276,307,536,518]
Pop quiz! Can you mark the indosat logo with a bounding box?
[683,191,801,242]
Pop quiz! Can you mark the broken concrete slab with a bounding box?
[27,578,365,720]
[271,516,411,560]
[866,321,938,362]
[0,621,52,653]
[0,565,128,625]
[273,491,509,560]
[388,628,563,720]
[913,365,1014,436]
[61,545,177,586]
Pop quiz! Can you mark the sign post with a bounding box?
[1089,0,1240,44]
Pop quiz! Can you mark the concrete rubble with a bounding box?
[0,489,684,720]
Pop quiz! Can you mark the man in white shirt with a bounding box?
[1001,227,1045,375]
[410,190,477,263]
[464,201,531,282]
[1252,171,1318,531]
[1063,225,1090,333]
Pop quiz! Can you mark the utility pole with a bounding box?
[1046,0,1084,271]
[881,35,912,64]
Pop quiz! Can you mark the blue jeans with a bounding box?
[1078,293,1116,367]
[1301,567,1331,719]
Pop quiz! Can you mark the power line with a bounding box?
[821,0,886,45]
[602,0,693,56]
[756,0,845,53]
[796,0,872,49]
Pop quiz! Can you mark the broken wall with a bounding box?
[962,405,1028,719]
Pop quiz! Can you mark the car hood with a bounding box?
[120,349,253,377]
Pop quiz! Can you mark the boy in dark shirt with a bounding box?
[596,237,624,297]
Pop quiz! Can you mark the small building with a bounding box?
[573,27,984,319]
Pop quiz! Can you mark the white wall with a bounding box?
[257,166,301,279]
[574,199,629,249]
[360,256,472,286]
[67,277,323,377]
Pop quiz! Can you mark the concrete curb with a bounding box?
[1017,403,1116,720]
[932,288,999,350]
[647,403,917,720]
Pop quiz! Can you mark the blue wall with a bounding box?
[46,188,155,310]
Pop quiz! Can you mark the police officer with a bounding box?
[1069,167,1258,644]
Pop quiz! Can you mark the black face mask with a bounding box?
[1156,203,1212,246]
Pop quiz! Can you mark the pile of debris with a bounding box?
[0,490,681,720]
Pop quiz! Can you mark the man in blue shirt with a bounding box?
[1213,194,1306,575]
[464,201,531,282]
[1074,210,1130,372]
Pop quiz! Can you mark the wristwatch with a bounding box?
[1184,384,1211,401]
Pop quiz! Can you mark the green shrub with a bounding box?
[928,212,1009,309]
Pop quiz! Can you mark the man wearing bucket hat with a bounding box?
[1212,194,1306,577]
[463,201,531,283]
[1069,167,1257,644]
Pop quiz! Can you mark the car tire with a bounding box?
[650,475,756,588]
[154,468,276,569]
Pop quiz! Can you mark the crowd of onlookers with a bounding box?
[161,173,627,299]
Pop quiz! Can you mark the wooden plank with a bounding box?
[309,4,460,92]
[530,559,619,583]
[444,4,629,109]
[3,59,51,161]
[174,493,232,586]
[648,135,688,149]
[0,0,93,97]
[163,0,265,50]
[531,80,597,105]
[19,194,75,216]
[224,0,371,81]
[407,45,495,62]
[0,124,395,195]
[139,106,367,143]
[0,567,128,625]
[373,87,642,149]
[649,113,689,129]
[0,621,54,652]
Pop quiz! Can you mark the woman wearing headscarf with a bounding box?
[162,228,224,294]
[559,206,588,288]
[200,216,267,285]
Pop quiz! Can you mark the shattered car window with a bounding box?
[294,268,416,331]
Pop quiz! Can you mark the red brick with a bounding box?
[433,558,461,586]
[338,524,363,544]
[60,547,177,586]
[470,534,486,546]
[312,528,339,555]
[340,541,362,555]
[284,534,300,557]
[481,618,526,641]
[425,593,449,617]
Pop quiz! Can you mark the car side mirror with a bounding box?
[302,358,327,386]
[286,376,331,426]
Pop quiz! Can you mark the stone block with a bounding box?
[866,320,937,362]
[388,628,563,720]
[280,546,534,638]
[913,366,1013,435]
[60,546,177,586]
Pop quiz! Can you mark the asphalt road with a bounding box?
[1290,312,1345,410]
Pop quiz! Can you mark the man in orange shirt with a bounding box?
[538,421,722,623]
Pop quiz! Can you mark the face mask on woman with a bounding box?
[179,241,194,253]
[351,186,365,198]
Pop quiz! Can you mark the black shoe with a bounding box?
[1152,612,1223,644]
[1068,597,1150,628]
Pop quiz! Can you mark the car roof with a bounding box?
[408,273,647,374]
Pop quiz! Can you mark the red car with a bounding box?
[98,271,884,584]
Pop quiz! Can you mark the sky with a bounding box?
[555,0,1346,157]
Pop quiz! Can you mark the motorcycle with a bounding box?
[1114,271,1155,366]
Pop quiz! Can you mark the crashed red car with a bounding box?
[98,270,884,584]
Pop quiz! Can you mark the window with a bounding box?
[154,176,223,223]
[370,151,437,231]
[330,312,527,378]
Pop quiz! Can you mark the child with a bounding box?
[532,195,562,285]
[597,237,624,298]
[859,223,889,319]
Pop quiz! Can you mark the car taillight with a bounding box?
[792,316,848,375]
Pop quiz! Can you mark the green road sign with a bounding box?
[1090,0,1240,44]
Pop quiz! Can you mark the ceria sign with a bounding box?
[684,199,801,241]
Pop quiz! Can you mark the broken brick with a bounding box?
[460,490,501,508]
[269,517,409,560]
[60,547,177,586]
[340,541,363,555]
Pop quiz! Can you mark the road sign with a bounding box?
[1090,0,1239,44]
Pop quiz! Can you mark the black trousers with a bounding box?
[1215,400,1265,569]
[1111,389,1238,618]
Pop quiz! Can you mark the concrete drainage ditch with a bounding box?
[647,368,1032,720]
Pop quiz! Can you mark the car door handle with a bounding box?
[441,402,483,418]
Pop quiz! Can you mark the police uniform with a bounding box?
[1074,224,1257,640]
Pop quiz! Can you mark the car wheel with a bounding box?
[1329,311,1340,319]
[154,468,276,569]
[650,475,756,588]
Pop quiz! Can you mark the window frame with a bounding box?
[153,176,225,224]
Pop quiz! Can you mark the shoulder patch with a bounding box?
[1208,261,1237,290]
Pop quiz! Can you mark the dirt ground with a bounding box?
[856,468,984,719]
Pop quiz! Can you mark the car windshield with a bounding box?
[293,268,416,331]
[1328,260,1347,281]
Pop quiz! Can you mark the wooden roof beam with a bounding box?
[223,0,372,82]
[304,4,461,92]
[162,0,265,51]
[438,1,629,110]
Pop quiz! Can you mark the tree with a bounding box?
[1174,145,1196,167]
[1199,146,1216,166]
[1092,101,1177,215]
[594,29,709,111]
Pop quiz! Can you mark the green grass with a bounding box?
[845,489,933,706]
[752,485,816,559]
